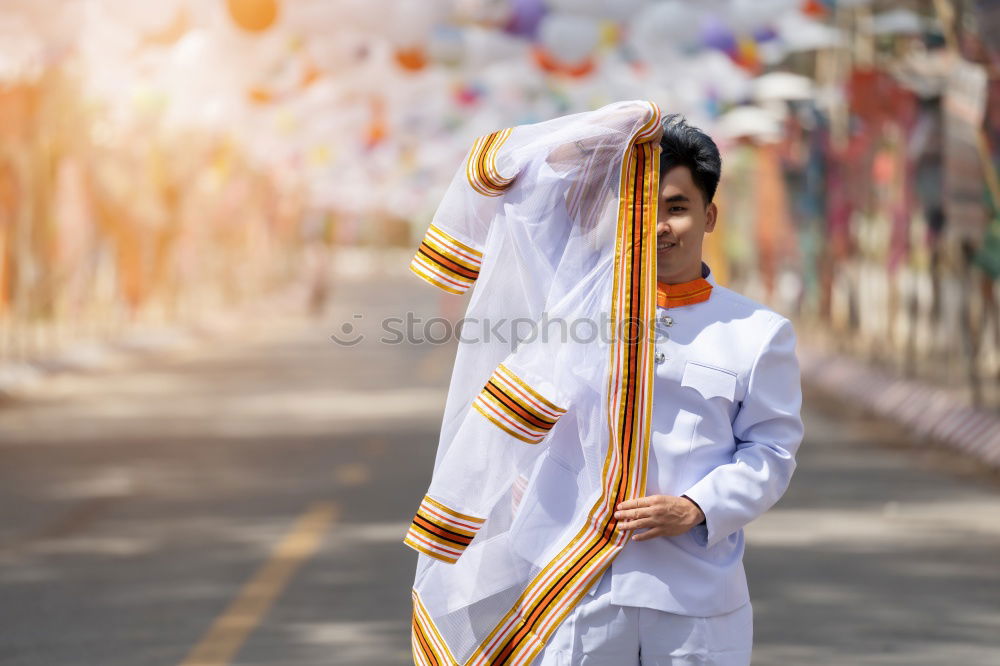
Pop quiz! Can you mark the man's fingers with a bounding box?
[630,528,665,542]
[617,516,654,531]
[616,508,646,522]
[615,496,657,514]
[615,498,645,512]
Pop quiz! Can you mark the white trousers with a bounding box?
[531,570,753,665]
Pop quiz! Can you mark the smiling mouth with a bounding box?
[657,240,677,251]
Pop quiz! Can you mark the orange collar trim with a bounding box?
[656,277,713,309]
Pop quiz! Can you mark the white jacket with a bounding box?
[597,264,804,616]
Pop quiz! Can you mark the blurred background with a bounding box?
[1,1,999,665]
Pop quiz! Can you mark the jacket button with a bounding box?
[660,316,673,327]
[654,350,666,364]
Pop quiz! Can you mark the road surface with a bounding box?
[1,270,998,665]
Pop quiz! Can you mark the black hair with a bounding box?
[659,114,722,205]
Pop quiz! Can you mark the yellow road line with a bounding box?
[334,462,371,487]
[179,501,339,666]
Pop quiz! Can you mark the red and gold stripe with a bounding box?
[404,495,485,564]
[410,223,485,295]
[465,101,661,666]
[472,364,568,444]
[412,589,458,665]
[466,127,515,196]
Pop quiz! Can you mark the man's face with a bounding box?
[655,165,717,283]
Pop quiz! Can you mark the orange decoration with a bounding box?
[801,0,827,18]
[394,46,428,72]
[531,45,595,78]
[301,59,322,88]
[733,36,761,74]
[247,86,274,104]
[365,97,387,149]
[226,0,279,33]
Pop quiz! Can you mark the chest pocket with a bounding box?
[681,361,738,403]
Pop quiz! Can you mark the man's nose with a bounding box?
[655,219,671,235]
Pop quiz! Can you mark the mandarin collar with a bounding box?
[655,262,715,309]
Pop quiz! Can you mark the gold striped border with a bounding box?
[466,127,515,196]
[467,104,661,666]
[409,223,485,295]
[412,588,458,665]
[472,363,568,444]
[404,495,485,564]
[634,101,663,143]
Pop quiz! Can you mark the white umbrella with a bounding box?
[688,50,753,104]
[752,71,814,102]
[715,105,783,141]
[777,12,845,52]
[871,9,933,36]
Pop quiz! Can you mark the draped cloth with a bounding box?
[405,100,664,665]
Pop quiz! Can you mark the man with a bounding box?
[532,116,804,664]
[403,103,802,666]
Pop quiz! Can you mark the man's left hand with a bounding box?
[614,495,705,541]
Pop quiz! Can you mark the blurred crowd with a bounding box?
[0,0,998,405]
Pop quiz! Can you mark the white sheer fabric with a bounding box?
[405,100,664,665]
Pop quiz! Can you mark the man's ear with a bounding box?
[705,201,718,233]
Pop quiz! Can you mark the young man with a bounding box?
[404,103,802,666]
[531,115,804,665]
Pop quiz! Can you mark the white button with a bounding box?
[654,350,666,364]
[660,316,673,327]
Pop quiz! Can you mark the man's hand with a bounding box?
[614,495,705,542]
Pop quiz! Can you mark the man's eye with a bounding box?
[669,206,686,213]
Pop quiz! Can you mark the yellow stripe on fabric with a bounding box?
[506,141,658,666]
[404,495,484,563]
[427,223,484,260]
[408,222,484,295]
[518,138,660,666]
[409,261,470,295]
[472,400,543,444]
[469,139,643,661]
[420,236,482,274]
[411,514,479,542]
[472,363,569,444]
[480,387,555,430]
[403,535,460,564]
[411,251,478,281]
[466,127,515,196]
[466,134,489,196]
[634,101,663,143]
[478,392,548,435]
[421,495,486,526]
[412,589,459,665]
[483,127,515,188]
[496,364,567,415]
[467,107,661,666]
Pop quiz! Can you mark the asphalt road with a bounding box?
[1,269,998,666]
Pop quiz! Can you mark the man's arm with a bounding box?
[679,316,804,549]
